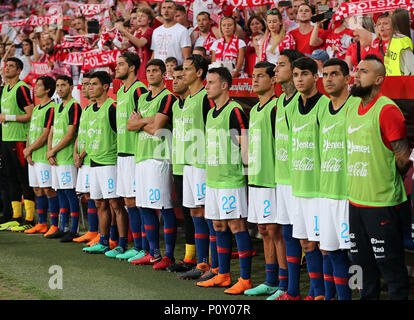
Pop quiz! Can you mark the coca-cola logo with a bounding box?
[321,158,343,172]
[276,148,288,162]
[292,157,314,171]
[348,161,369,177]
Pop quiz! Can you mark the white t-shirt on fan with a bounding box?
[151,23,191,65]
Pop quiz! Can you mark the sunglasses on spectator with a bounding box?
[267,8,281,15]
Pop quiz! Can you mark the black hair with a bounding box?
[254,61,276,78]
[363,54,384,65]
[56,75,73,86]
[6,57,23,71]
[292,56,318,75]
[83,72,92,79]
[197,11,211,19]
[193,46,207,55]
[208,67,232,89]
[36,75,56,98]
[22,38,33,56]
[323,58,349,76]
[185,54,209,80]
[175,4,186,13]
[174,65,184,72]
[120,51,141,76]
[90,71,112,91]
[280,49,305,69]
[146,59,167,74]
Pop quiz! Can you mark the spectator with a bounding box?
[116,7,154,81]
[290,3,324,55]
[211,16,247,79]
[72,16,87,35]
[191,11,219,60]
[175,4,193,31]
[190,0,221,27]
[367,12,392,61]
[165,56,178,80]
[259,8,295,64]
[15,38,34,80]
[245,32,265,77]
[245,15,266,44]
[151,0,192,65]
[305,49,329,77]
[384,8,414,76]
[345,16,376,75]
[310,17,354,59]
[193,46,207,58]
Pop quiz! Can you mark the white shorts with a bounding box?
[183,165,206,208]
[319,198,350,251]
[75,165,90,193]
[28,162,52,188]
[205,186,248,220]
[291,196,320,241]
[51,164,77,190]
[247,186,277,224]
[275,184,295,225]
[89,165,119,200]
[116,156,136,198]
[135,159,173,209]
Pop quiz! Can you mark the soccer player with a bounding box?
[175,55,219,281]
[127,59,178,270]
[23,76,60,236]
[319,58,358,300]
[72,73,99,244]
[272,49,304,300]
[113,52,149,262]
[0,57,35,232]
[46,75,82,242]
[347,55,410,299]
[167,64,197,273]
[196,67,252,295]
[289,57,330,300]
[244,61,288,298]
[82,71,128,256]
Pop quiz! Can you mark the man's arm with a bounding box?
[182,46,192,60]
[127,111,153,131]
[390,138,411,177]
[47,125,77,159]
[142,113,169,136]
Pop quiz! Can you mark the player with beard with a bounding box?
[347,54,410,300]
[318,58,360,300]
[113,52,149,262]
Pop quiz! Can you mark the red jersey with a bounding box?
[290,27,324,55]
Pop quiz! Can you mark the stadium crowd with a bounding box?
[0,0,414,300]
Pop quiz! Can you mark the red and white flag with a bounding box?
[82,49,120,70]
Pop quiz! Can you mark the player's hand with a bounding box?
[129,111,139,121]
[23,147,32,159]
[0,113,6,123]
[46,149,56,160]
[48,156,57,166]
[27,155,34,166]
